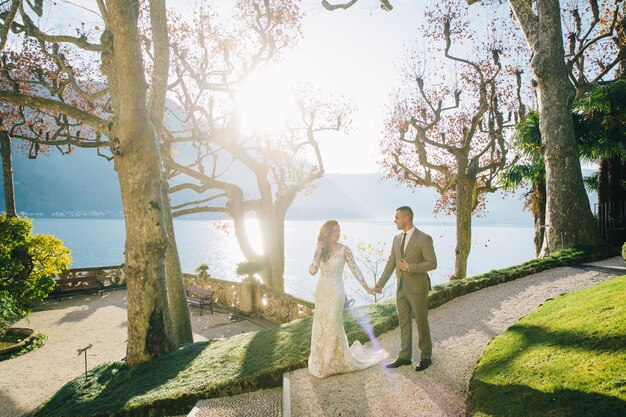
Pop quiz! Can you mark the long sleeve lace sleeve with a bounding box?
[309,251,320,275]
[344,247,368,289]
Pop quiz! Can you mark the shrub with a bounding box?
[236,259,266,278]
[194,262,210,277]
[0,215,71,336]
[0,290,18,336]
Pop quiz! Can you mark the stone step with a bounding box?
[187,386,283,417]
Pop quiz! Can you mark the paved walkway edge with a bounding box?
[282,372,291,417]
[186,401,202,417]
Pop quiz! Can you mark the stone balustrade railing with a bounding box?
[59,265,126,288]
[257,286,315,324]
[59,265,314,324]
[182,273,315,324]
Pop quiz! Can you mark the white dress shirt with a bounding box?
[401,226,416,254]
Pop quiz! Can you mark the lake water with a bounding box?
[31,218,534,305]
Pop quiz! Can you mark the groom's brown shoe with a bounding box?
[385,358,412,368]
[415,359,432,372]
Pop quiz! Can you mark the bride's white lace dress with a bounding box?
[308,244,388,379]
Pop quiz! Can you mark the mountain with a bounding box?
[296,173,533,226]
[0,143,372,219]
[0,141,597,225]
[2,145,123,217]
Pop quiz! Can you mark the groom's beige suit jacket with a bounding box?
[377,227,437,360]
[377,228,437,294]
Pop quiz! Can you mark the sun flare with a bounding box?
[237,69,297,135]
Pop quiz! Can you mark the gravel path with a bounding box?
[288,256,626,417]
[189,388,282,417]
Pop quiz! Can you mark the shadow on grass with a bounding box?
[239,315,313,390]
[470,379,626,417]
[237,300,398,394]
[476,323,626,377]
[35,340,211,417]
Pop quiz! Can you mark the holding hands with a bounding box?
[368,284,382,294]
[363,284,382,294]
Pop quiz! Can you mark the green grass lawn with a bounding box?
[35,301,398,417]
[470,275,626,417]
[34,246,616,417]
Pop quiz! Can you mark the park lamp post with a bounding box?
[77,343,93,382]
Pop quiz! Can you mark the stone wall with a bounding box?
[182,273,315,324]
[60,265,125,289]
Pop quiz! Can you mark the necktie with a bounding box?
[400,232,407,257]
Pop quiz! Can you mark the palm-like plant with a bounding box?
[500,111,547,256]
[504,81,626,252]
[575,80,626,207]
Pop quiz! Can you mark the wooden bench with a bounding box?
[185,286,214,316]
[54,276,104,301]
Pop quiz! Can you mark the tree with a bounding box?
[502,0,626,250]
[323,0,615,254]
[380,0,520,279]
[0,130,16,217]
[576,79,626,207]
[483,0,605,254]
[346,240,391,303]
[162,2,349,292]
[503,79,626,251]
[0,0,187,365]
[562,0,625,100]
[166,88,348,292]
[500,111,546,256]
[0,214,71,337]
[321,0,393,11]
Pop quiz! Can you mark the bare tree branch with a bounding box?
[321,0,393,11]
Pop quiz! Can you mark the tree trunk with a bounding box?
[531,179,547,257]
[229,191,262,261]
[598,158,609,206]
[254,174,285,292]
[0,132,16,218]
[161,183,194,345]
[145,0,193,346]
[271,212,286,291]
[453,176,473,280]
[608,156,623,204]
[107,0,175,366]
[510,0,603,255]
[257,207,285,292]
[622,160,626,199]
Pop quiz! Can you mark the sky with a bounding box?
[32,0,525,175]
[277,0,429,174]
[31,0,596,174]
[203,0,521,174]
[205,0,434,174]
[43,0,431,174]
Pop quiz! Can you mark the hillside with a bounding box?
[0,141,596,225]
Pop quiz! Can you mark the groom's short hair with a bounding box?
[396,206,413,221]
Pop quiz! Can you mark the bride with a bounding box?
[308,220,388,379]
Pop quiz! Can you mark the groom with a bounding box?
[374,206,437,372]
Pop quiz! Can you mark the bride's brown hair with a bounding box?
[317,220,339,262]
